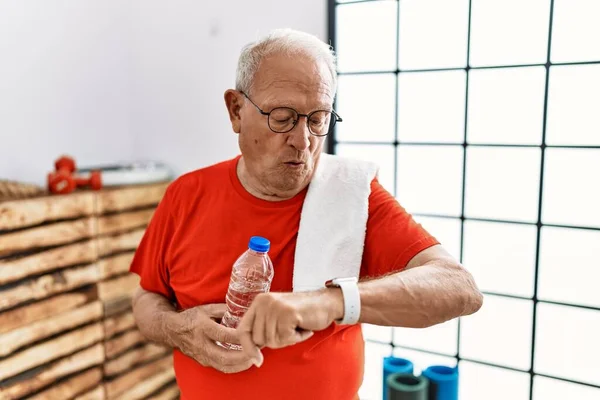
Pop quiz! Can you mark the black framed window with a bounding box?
[329,1,600,399]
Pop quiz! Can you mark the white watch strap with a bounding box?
[336,279,361,325]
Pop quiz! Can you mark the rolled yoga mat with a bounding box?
[386,373,429,400]
[421,365,459,400]
[383,357,414,399]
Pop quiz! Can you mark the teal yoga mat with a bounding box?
[386,373,429,400]
[421,365,459,400]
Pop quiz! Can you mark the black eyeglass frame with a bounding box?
[240,91,343,137]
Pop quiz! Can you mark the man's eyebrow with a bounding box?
[263,100,332,111]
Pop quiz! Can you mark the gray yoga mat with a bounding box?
[386,373,429,400]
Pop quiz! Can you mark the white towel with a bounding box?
[293,153,379,292]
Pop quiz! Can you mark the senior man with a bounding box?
[130,28,483,400]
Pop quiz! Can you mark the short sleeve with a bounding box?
[129,185,177,302]
[360,178,439,278]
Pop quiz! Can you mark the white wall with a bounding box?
[129,0,327,177]
[0,1,133,185]
[0,0,327,185]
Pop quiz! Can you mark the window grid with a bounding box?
[333,58,600,76]
[328,0,600,395]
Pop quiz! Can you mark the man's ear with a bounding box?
[224,90,243,133]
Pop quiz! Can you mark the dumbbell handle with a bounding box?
[74,171,102,190]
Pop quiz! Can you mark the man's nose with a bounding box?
[287,117,311,151]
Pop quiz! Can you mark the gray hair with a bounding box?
[235,28,337,96]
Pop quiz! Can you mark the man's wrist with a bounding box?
[323,287,345,322]
[160,310,185,349]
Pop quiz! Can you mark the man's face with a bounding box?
[227,53,334,196]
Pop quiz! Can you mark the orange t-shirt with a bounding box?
[130,155,438,400]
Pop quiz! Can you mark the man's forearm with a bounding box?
[131,288,182,348]
[357,259,483,328]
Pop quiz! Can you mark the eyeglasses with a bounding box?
[241,92,342,137]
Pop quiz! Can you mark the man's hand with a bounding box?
[236,289,344,366]
[170,303,260,373]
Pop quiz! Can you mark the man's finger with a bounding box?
[200,303,227,319]
[205,321,241,344]
[293,329,314,345]
[205,340,255,366]
[237,308,263,367]
[252,307,267,347]
[266,312,278,348]
[219,359,255,374]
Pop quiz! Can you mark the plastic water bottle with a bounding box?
[219,236,274,350]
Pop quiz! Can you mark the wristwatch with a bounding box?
[325,277,361,325]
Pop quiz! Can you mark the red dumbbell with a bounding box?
[47,155,78,194]
[48,155,103,194]
[48,170,103,194]
[54,155,76,174]
[48,170,77,194]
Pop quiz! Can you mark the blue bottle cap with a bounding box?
[249,236,270,252]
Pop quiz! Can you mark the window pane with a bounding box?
[538,227,600,308]
[460,295,533,370]
[362,323,392,343]
[335,74,396,143]
[398,70,466,143]
[469,0,551,67]
[335,143,395,195]
[463,221,537,298]
[336,2,398,72]
[413,216,462,260]
[465,147,541,222]
[551,0,600,63]
[459,361,530,400]
[542,149,600,228]
[533,376,600,400]
[392,348,457,376]
[359,342,392,400]
[394,319,458,356]
[398,0,469,70]
[535,303,600,386]
[546,65,600,146]
[397,145,464,216]
[467,67,546,145]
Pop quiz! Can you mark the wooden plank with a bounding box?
[97,229,145,257]
[98,274,139,302]
[0,240,97,286]
[104,356,172,399]
[74,385,105,400]
[104,297,133,318]
[0,344,104,400]
[0,301,103,357]
[98,209,154,236]
[98,252,135,279]
[114,368,175,400]
[148,382,179,400]
[104,343,169,377]
[97,182,169,214]
[0,322,104,382]
[105,329,145,359]
[27,367,103,400]
[0,263,99,312]
[0,288,96,334]
[104,312,136,339]
[0,192,94,231]
[0,217,96,257]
